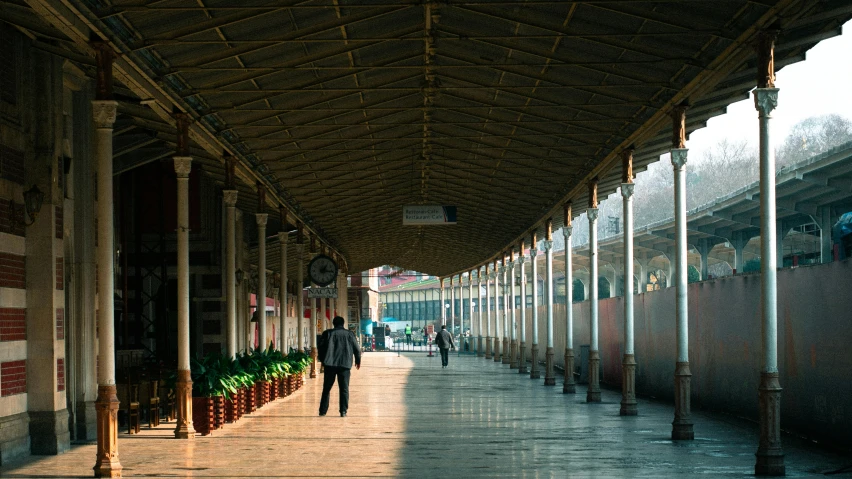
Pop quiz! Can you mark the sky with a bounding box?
[685,20,852,163]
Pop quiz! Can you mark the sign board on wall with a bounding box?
[402,205,457,225]
[307,287,338,298]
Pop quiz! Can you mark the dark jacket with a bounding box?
[318,326,361,369]
[434,329,455,350]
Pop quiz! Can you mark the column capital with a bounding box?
[670,149,688,169]
[174,157,192,178]
[91,100,118,128]
[542,240,553,251]
[489,272,497,280]
[530,248,538,258]
[563,225,573,238]
[256,213,268,226]
[587,208,599,221]
[223,190,239,206]
[517,255,526,265]
[277,232,288,243]
[497,266,505,274]
[753,88,779,116]
[621,183,635,199]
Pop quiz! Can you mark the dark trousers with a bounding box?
[319,365,351,415]
[440,348,450,367]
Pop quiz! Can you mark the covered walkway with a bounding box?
[2,352,847,478]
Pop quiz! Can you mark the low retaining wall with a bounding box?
[519,258,851,449]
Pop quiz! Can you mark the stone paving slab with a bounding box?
[1,352,848,478]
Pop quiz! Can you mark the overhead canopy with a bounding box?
[12,0,852,276]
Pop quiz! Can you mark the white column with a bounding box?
[518,254,528,373]
[224,191,238,358]
[440,279,446,326]
[530,247,540,379]
[477,269,485,357]
[501,263,510,365]
[509,259,518,369]
[493,264,501,362]
[671,147,694,438]
[256,214,268,351]
[587,207,601,401]
[485,268,492,358]
[174,156,196,438]
[468,274,474,353]
[755,85,784,475]
[621,180,638,415]
[543,239,555,385]
[563,226,575,393]
[449,277,455,336]
[295,244,305,350]
[278,233,288,351]
[92,99,122,475]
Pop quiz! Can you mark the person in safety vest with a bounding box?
[405,324,412,345]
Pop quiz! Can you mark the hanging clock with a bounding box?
[308,254,338,286]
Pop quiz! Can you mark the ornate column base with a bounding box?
[755,372,785,476]
[510,340,518,369]
[620,354,638,416]
[587,351,601,402]
[485,337,492,359]
[93,385,122,477]
[563,348,576,393]
[529,344,540,379]
[672,361,694,440]
[310,347,318,378]
[502,338,510,364]
[544,346,556,385]
[493,339,501,362]
[477,336,485,357]
[518,342,528,373]
[174,370,195,439]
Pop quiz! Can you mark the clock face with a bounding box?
[308,254,338,286]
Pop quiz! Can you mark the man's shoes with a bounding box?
[340,412,347,417]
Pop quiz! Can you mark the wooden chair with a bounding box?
[127,383,140,434]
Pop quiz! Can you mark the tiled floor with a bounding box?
[2,352,849,478]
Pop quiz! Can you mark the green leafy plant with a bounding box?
[191,354,239,399]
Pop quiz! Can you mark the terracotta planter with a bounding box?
[270,378,278,401]
[245,384,257,414]
[224,394,239,424]
[261,381,270,406]
[255,381,264,408]
[192,397,213,436]
[212,395,225,430]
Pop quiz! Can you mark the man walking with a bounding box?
[318,316,361,417]
[435,324,455,368]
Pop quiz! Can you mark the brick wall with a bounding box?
[0,307,25,341]
[0,145,24,185]
[54,205,62,239]
[55,257,63,290]
[1,360,26,396]
[0,252,25,289]
[0,200,26,237]
[56,358,64,392]
[56,307,64,340]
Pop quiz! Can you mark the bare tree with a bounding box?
[776,114,852,167]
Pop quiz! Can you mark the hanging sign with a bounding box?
[307,287,338,298]
[403,205,457,225]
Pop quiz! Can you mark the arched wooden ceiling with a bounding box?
[11,0,851,276]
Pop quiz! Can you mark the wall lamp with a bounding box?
[13,185,45,227]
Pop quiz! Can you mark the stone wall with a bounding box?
[522,258,852,449]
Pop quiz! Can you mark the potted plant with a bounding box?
[237,351,260,414]
[190,354,238,435]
